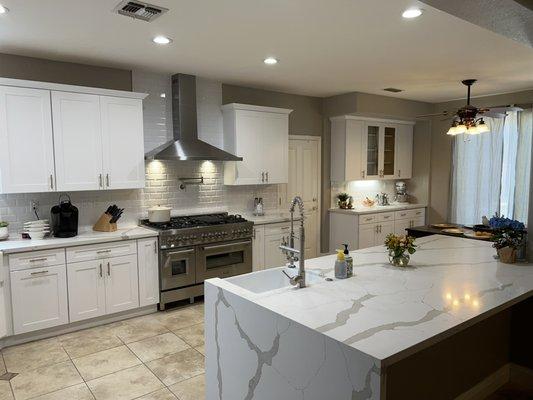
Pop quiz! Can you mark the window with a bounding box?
[450,109,533,226]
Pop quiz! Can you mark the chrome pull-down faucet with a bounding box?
[279,196,306,288]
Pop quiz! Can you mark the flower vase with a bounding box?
[389,252,410,267]
[497,247,517,264]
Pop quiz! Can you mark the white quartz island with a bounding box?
[205,235,533,399]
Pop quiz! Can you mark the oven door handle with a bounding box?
[202,241,251,251]
[165,249,195,257]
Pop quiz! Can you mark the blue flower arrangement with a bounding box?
[489,216,526,250]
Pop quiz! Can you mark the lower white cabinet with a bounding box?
[330,207,426,251]
[252,227,265,271]
[11,265,68,334]
[137,238,159,307]
[68,259,106,322]
[105,254,139,314]
[253,221,306,271]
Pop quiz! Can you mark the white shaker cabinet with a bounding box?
[222,103,292,185]
[105,254,139,314]
[252,226,265,271]
[67,259,106,322]
[330,116,414,182]
[0,78,147,194]
[52,92,103,191]
[11,264,68,334]
[101,96,145,190]
[137,238,159,307]
[0,86,56,193]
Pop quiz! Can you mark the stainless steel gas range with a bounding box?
[140,213,253,309]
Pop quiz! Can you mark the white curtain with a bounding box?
[450,117,504,225]
[514,108,533,223]
[450,108,532,226]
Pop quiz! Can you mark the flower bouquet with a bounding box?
[384,233,417,267]
[489,216,526,264]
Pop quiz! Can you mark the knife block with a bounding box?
[93,213,117,232]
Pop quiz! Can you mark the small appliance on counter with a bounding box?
[394,181,409,203]
[93,204,124,232]
[253,197,264,216]
[51,194,78,238]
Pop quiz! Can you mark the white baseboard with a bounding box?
[0,305,157,349]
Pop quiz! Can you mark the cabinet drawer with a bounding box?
[359,214,378,225]
[264,223,292,236]
[67,240,136,263]
[9,249,66,271]
[394,208,425,221]
[377,212,394,222]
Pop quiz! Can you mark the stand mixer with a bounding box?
[394,181,409,203]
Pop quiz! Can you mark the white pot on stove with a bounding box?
[148,205,172,223]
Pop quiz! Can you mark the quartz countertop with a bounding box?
[208,235,533,365]
[329,203,426,215]
[0,226,158,254]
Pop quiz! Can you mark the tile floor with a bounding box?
[0,302,206,400]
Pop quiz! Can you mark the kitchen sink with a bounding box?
[227,266,323,294]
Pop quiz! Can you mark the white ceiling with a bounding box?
[0,0,532,102]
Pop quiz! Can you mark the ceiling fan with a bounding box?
[417,79,523,135]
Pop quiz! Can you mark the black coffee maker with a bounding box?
[51,194,78,238]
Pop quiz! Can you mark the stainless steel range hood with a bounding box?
[145,73,242,161]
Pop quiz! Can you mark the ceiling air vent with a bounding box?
[383,88,403,93]
[114,1,168,22]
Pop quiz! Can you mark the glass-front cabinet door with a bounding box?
[382,125,396,178]
[364,124,380,179]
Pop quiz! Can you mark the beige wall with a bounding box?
[222,84,323,136]
[0,53,132,91]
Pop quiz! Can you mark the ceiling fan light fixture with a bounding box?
[455,123,467,134]
[477,120,489,133]
[466,126,480,135]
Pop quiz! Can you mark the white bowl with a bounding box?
[29,232,47,239]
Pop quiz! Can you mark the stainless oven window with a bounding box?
[206,250,244,270]
[170,259,188,275]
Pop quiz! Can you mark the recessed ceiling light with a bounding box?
[153,36,172,45]
[263,57,278,65]
[402,8,422,18]
[0,5,9,14]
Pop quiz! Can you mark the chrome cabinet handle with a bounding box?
[30,270,48,275]
[99,263,103,277]
[107,261,110,276]
[361,170,365,179]
[312,197,317,202]
[50,174,54,190]
[97,249,112,254]
[29,258,47,263]
[99,174,103,188]
[253,229,256,239]
[265,172,269,182]
[154,242,157,254]
[397,169,401,177]
[261,172,265,183]
[106,174,110,187]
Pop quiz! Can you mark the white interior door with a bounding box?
[287,137,320,258]
[67,259,106,322]
[105,254,139,314]
[52,92,103,191]
[262,113,288,184]
[0,86,55,193]
[101,96,145,189]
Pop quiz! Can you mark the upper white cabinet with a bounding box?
[222,103,292,185]
[0,78,147,194]
[330,116,414,182]
[101,96,145,189]
[0,86,56,193]
[52,92,103,191]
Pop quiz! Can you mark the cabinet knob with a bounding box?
[261,172,265,183]
[106,174,110,187]
[266,171,269,182]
